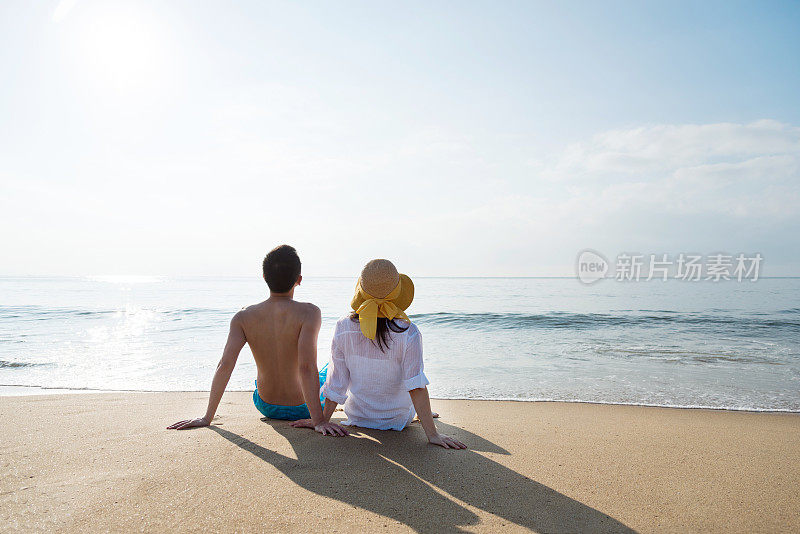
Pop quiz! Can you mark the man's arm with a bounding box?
[289,397,339,430]
[297,305,347,436]
[168,313,246,430]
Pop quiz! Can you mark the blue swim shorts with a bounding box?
[252,363,328,420]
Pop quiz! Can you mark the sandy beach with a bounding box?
[1,393,798,533]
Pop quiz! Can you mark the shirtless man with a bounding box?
[168,245,348,437]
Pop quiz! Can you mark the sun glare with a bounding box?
[66,4,166,92]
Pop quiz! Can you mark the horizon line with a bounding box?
[2,275,800,280]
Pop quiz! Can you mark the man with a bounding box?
[168,245,347,436]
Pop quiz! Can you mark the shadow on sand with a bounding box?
[209,419,636,533]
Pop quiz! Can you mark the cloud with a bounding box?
[545,119,800,220]
[545,119,800,178]
[400,120,800,275]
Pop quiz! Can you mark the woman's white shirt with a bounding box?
[321,316,428,431]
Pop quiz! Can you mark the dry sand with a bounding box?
[1,393,798,533]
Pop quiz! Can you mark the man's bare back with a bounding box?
[168,244,347,436]
[240,297,319,406]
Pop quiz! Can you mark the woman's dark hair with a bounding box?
[350,311,409,351]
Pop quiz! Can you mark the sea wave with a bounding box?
[409,311,800,331]
[0,305,229,321]
[0,360,49,368]
[4,306,800,333]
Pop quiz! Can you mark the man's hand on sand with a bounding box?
[428,433,467,449]
[290,419,349,436]
[167,416,210,430]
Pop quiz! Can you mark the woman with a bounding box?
[291,259,466,449]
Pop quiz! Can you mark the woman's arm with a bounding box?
[409,387,467,449]
[168,313,246,430]
[400,327,464,448]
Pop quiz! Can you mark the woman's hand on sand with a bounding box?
[167,416,210,430]
[428,433,467,449]
[290,419,349,436]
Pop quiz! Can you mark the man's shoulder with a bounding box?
[291,301,321,324]
[232,304,257,321]
[294,300,320,314]
[236,301,320,331]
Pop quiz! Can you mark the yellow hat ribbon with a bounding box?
[354,280,409,340]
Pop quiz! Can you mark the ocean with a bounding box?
[1,276,798,412]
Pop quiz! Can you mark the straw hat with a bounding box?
[350,259,414,339]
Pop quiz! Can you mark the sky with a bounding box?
[1,0,799,277]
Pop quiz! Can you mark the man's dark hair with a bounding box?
[262,245,301,293]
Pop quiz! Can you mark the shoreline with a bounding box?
[2,385,798,414]
[2,392,798,532]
